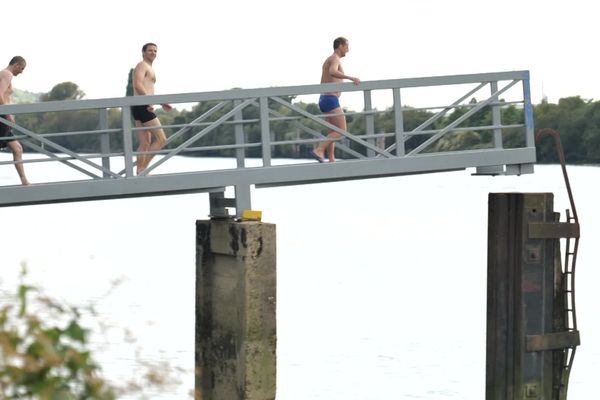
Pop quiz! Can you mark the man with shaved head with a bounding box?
[0,56,29,185]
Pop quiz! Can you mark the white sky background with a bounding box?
[4,0,598,110]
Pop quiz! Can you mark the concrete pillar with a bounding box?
[195,219,276,400]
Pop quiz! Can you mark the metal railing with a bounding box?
[0,70,536,211]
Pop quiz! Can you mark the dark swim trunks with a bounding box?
[0,115,15,149]
[318,95,341,113]
[131,105,157,123]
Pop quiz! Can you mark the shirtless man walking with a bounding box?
[132,42,172,175]
[311,37,360,163]
[0,56,29,185]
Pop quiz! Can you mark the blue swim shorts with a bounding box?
[318,95,341,113]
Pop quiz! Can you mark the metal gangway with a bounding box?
[0,70,535,215]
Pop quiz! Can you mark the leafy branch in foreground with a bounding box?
[0,263,187,399]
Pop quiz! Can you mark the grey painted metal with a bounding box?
[259,96,271,167]
[0,71,535,214]
[235,183,252,213]
[409,79,519,155]
[271,96,391,158]
[490,81,503,149]
[0,71,532,116]
[99,108,111,178]
[364,90,376,157]
[392,88,405,156]
[253,99,364,159]
[385,82,488,155]
[234,100,246,168]
[121,106,134,177]
[480,81,504,176]
[523,77,535,148]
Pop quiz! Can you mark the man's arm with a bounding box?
[133,63,148,96]
[328,59,361,85]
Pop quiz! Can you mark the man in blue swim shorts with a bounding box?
[132,43,172,175]
[311,37,360,163]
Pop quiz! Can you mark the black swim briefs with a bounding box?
[131,105,157,123]
[0,115,15,149]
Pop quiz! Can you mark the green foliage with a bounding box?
[11,88,42,104]
[40,82,85,102]
[126,69,134,97]
[0,264,188,400]
[0,265,116,399]
[533,96,593,163]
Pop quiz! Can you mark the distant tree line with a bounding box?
[11,82,600,164]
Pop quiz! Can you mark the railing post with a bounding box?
[476,82,505,175]
[235,184,252,216]
[121,106,134,177]
[259,96,271,167]
[99,108,111,178]
[522,73,535,148]
[363,90,376,157]
[490,81,503,149]
[234,100,246,168]
[393,88,405,156]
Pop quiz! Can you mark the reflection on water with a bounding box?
[1,155,598,399]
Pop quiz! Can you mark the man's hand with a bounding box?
[350,77,361,85]
[161,104,173,112]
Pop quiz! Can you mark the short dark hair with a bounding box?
[142,43,157,52]
[9,56,26,66]
[333,37,348,50]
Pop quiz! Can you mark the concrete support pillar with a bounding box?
[195,219,276,400]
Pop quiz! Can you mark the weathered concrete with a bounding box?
[195,220,276,400]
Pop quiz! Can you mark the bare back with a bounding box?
[320,54,343,96]
[133,61,156,96]
[0,69,14,105]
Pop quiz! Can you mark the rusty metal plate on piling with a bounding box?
[528,222,580,239]
[526,331,581,352]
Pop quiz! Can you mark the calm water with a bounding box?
[1,154,598,399]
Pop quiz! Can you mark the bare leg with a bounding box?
[313,107,346,162]
[136,121,150,175]
[7,140,29,185]
[138,118,166,174]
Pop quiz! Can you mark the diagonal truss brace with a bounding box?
[0,116,119,179]
[270,96,394,158]
[384,82,488,155]
[408,80,519,156]
[247,100,365,159]
[142,99,256,175]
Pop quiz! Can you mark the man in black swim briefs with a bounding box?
[132,104,157,124]
[311,36,360,163]
[0,116,15,147]
[0,56,29,185]
[132,42,172,175]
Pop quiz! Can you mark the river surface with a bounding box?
[1,155,598,399]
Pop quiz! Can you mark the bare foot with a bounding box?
[310,149,325,162]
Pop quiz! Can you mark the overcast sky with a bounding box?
[4,0,598,109]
